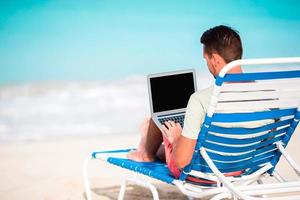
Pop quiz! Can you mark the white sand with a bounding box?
[0,134,136,200]
[0,128,300,200]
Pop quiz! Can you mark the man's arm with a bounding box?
[162,121,196,169]
[173,135,196,169]
[162,90,208,169]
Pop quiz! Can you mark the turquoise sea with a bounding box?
[0,0,300,84]
[0,0,299,140]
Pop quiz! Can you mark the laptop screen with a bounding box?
[149,72,196,113]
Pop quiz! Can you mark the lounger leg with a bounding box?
[83,156,93,200]
[117,180,127,200]
[211,192,232,200]
[276,142,300,178]
[147,182,160,200]
[272,170,286,183]
[186,196,194,200]
[122,176,159,200]
[256,179,269,198]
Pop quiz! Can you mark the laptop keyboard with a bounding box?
[158,114,185,128]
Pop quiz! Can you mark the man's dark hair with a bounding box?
[200,25,243,63]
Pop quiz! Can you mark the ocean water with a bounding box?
[2,64,300,142]
[0,73,214,141]
[1,1,299,141]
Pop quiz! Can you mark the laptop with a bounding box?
[147,69,197,131]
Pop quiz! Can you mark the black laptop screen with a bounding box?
[150,72,195,113]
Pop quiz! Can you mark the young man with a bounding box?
[127,25,243,178]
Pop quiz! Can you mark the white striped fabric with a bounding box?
[216,77,300,112]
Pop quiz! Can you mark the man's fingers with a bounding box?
[162,125,168,133]
[169,121,176,127]
[164,121,171,128]
[165,120,175,128]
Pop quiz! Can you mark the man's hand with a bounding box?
[162,121,182,145]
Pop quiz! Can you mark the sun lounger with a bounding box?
[83,57,300,200]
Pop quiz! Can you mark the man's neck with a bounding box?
[227,65,242,74]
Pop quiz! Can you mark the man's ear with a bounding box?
[212,53,226,69]
[212,53,224,65]
[210,53,217,66]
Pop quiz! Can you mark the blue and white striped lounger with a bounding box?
[92,148,175,184]
[84,57,300,200]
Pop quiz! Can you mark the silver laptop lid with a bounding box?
[147,69,197,116]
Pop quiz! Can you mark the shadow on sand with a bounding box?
[84,183,189,200]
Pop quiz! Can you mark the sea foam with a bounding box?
[0,73,213,141]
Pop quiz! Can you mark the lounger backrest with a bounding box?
[180,58,300,181]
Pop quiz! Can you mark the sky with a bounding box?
[0,0,300,84]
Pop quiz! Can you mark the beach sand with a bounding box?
[0,127,300,200]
